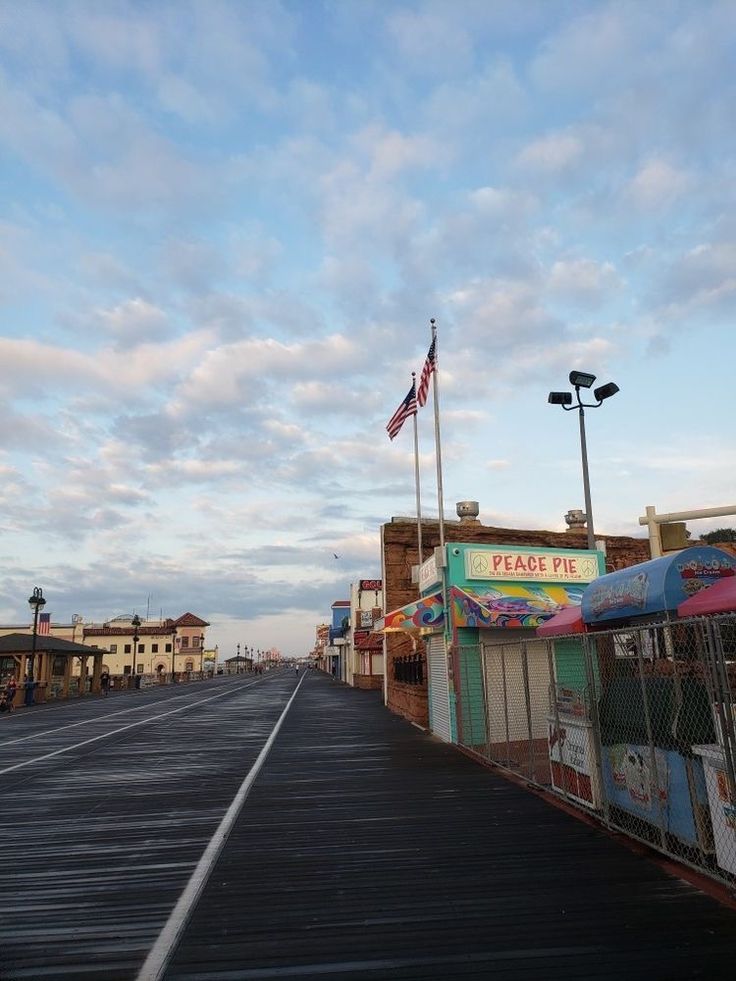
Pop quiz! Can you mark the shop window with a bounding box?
[52,655,66,676]
[123,665,131,675]
[136,663,144,673]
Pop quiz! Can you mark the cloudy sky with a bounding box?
[0,0,734,658]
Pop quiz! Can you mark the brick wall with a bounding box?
[354,674,383,691]
[382,517,651,729]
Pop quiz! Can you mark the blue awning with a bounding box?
[581,546,736,626]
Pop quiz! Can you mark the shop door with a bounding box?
[427,635,451,742]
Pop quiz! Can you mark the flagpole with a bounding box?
[429,318,445,549]
[411,371,424,567]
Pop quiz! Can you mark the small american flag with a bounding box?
[38,613,50,635]
[416,336,436,407]
[386,382,417,441]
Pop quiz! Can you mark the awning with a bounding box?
[380,592,444,635]
[451,585,577,629]
[582,546,736,625]
[536,606,585,637]
[677,575,736,617]
[354,631,384,651]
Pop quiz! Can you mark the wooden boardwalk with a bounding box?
[1,671,735,980]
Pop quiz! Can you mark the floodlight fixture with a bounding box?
[548,391,573,406]
[569,370,596,389]
[594,381,620,402]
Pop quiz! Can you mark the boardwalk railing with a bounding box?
[457,615,736,887]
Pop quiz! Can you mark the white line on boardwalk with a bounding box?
[136,672,306,981]
[0,684,217,747]
[0,679,262,776]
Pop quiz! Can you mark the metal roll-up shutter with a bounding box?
[427,635,451,742]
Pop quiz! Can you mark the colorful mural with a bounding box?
[382,591,445,633]
[451,584,585,629]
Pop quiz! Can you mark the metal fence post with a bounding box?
[521,641,534,782]
[635,632,668,850]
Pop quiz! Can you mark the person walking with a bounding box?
[4,676,17,712]
[295,663,299,676]
[100,670,110,697]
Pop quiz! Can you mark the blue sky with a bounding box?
[0,0,734,658]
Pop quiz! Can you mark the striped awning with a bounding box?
[380,592,445,635]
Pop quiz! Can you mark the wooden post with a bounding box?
[62,654,72,699]
[91,653,102,694]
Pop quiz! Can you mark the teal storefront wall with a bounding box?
[456,626,486,747]
[441,544,605,747]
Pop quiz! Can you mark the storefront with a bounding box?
[381,543,605,750]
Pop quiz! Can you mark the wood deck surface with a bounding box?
[1,670,735,981]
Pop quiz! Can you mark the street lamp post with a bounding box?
[130,613,141,688]
[27,586,46,684]
[200,633,205,677]
[236,642,241,674]
[171,628,178,682]
[548,371,619,551]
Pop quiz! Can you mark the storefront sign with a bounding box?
[465,548,600,584]
[419,553,441,591]
[360,579,382,591]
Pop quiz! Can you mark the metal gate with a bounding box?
[457,640,552,785]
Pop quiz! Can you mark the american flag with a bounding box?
[416,336,436,407]
[38,613,50,635]
[386,382,417,441]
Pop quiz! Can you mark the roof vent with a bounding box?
[564,509,587,530]
[456,501,480,524]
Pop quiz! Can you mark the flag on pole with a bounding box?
[416,336,436,407]
[386,382,417,440]
[38,613,50,635]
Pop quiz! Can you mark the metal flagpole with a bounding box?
[429,319,445,549]
[411,371,424,566]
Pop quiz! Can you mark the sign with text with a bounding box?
[465,548,601,584]
[359,579,382,592]
[419,554,441,592]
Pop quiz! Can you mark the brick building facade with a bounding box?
[380,516,652,729]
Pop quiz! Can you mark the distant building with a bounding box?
[83,612,210,677]
[1,611,211,678]
[344,579,384,689]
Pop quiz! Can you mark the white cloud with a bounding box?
[624,159,691,209]
[516,132,585,173]
[96,298,171,347]
[547,258,622,305]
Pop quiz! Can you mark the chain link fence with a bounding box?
[456,615,736,887]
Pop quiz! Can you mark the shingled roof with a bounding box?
[170,612,211,627]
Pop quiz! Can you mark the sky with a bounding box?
[0,0,734,659]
